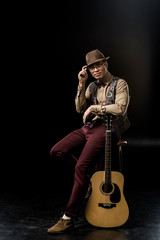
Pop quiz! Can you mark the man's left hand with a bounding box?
[83,107,92,124]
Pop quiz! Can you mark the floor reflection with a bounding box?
[84,229,128,240]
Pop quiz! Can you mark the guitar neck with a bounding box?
[105,129,112,185]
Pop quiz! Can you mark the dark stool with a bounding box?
[117,140,127,173]
[94,139,127,173]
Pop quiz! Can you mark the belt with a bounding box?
[84,118,106,127]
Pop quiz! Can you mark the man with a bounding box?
[47,49,130,233]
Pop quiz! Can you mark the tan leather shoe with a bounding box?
[47,218,74,233]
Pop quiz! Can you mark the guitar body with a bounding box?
[85,170,129,228]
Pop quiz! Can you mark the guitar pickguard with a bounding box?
[110,183,121,203]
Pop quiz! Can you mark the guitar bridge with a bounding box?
[98,203,116,209]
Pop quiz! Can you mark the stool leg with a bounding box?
[119,146,123,173]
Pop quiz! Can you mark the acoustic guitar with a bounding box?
[85,115,129,228]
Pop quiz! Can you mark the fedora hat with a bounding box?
[85,49,110,67]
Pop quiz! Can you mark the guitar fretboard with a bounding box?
[105,129,112,185]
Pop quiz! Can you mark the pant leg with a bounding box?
[65,124,106,217]
[50,128,86,163]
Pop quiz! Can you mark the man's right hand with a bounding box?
[78,65,88,87]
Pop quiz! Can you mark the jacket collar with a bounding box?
[95,71,113,86]
[101,71,113,84]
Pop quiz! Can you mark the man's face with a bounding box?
[88,60,108,80]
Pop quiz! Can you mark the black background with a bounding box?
[2,0,160,194]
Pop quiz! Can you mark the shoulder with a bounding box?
[115,78,129,93]
[85,81,97,98]
[115,78,129,87]
[87,81,97,92]
[88,81,97,87]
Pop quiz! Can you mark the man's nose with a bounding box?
[94,67,98,71]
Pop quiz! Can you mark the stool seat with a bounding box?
[117,140,127,147]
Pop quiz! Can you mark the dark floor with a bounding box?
[0,189,160,240]
[1,140,160,240]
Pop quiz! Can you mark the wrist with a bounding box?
[90,105,101,114]
[79,82,85,88]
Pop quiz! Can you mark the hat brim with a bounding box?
[87,56,110,67]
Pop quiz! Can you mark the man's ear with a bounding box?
[104,61,108,69]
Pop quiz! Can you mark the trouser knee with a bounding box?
[50,145,64,158]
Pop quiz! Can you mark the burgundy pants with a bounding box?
[50,123,118,217]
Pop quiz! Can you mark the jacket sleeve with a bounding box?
[75,84,91,113]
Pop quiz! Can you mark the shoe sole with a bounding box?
[47,226,74,234]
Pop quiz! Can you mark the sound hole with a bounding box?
[102,183,113,194]
[100,182,121,202]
